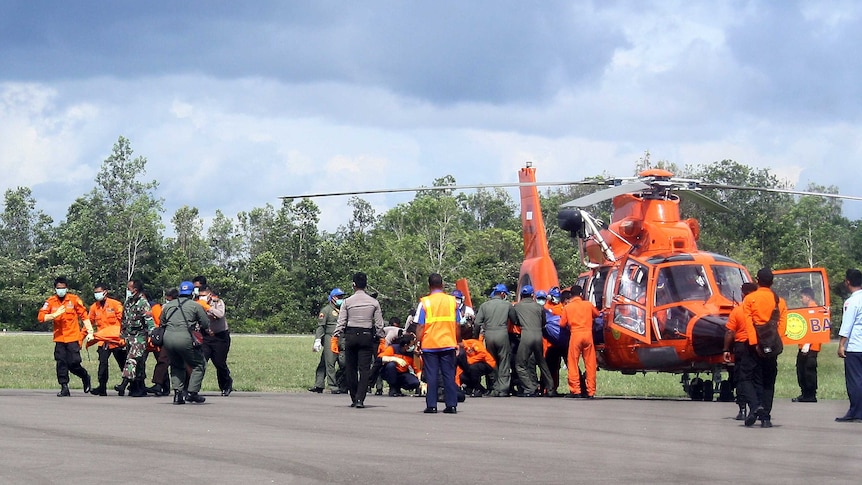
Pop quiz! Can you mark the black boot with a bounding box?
[81,373,92,394]
[130,379,148,397]
[115,378,130,396]
[187,392,206,404]
[173,389,186,405]
[57,384,70,397]
[90,384,108,396]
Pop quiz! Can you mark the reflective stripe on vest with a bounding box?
[420,292,457,349]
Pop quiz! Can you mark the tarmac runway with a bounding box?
[0,389,859,484]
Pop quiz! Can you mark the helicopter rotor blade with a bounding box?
[281,180,604,200]
[698,183,862,202]
[676,190,731,213]
[560,182,650,208]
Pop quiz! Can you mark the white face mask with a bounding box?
[94,292,106,301]
[405,345,416,353]
[536,298,547,306]
[126,290,134,300]
[55,288,67,298]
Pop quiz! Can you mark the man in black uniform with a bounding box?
[333,272,385,408]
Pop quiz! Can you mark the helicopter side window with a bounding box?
[604,269,618,311]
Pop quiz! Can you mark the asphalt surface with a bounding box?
[0,389,859,484]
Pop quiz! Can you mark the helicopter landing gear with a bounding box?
[681,372,716,401]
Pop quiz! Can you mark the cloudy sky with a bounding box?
[2,0,861,231]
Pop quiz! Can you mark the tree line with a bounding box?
[2,138,860,334]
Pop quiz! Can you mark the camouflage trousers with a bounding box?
[122,334,147,380]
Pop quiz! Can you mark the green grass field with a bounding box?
[0,333,849,399]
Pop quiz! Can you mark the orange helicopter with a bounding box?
[518,164,838,400]
[285,162,854,400]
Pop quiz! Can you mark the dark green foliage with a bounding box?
[2,140,862,337]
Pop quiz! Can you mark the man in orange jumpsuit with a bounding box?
[88,282,125,396]
[792,287,820,403]
[744,268,788,428]
[723,282,758,421]
[38,276,94,397]
[561,284,599,398]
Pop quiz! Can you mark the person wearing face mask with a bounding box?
[115,279,156,397]
[197,287,234,396]
[87,283,126,396]
[38,276,94,397]
[309,288,347,394]
[379,333,420,396]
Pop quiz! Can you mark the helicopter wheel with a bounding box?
[688,377,704,401]
[702,379,714,402]
[718,380,734,402]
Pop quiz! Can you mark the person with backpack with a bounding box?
[162,281,212,405]
[743,268,788,428]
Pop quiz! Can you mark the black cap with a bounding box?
[756,268,773,286]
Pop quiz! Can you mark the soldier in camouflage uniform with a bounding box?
[309,288,347,393]
[115,279,155,397]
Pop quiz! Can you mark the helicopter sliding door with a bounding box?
[772,268,831,345]
[609,258,650,343]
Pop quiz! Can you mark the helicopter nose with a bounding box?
[690,315,727,356]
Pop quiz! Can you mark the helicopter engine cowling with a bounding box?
[690,315,727,356]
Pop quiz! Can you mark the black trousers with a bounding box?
[733,342,760,411]
[203,330,233,391]
[757,353,779,418]
[96,345,126,387]
[544,344,568,392]
[343,328,375,404]
[844,352,862,419]
[53,341,89,386]
[796,349,818,399]
[459,360,493,392]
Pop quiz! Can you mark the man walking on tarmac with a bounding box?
[38,276,94,397]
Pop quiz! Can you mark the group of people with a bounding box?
[38,275,233,405]
[723,267,862,427]
[310,273,605,412]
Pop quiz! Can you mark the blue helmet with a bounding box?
[520,285,534,296]
[329,288,345,300]
[491,283,508,296]
[451,289,464,299]
[535,290,548,299]
[549,287,561,299]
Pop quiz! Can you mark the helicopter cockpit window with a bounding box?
[712,265,749,303]
[619,260,647,305]
[655,264,712,306]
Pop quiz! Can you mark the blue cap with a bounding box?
[549,287,561,298]
[535,290,548,299]
[329,288,345,299]
[492,284,508,296]
[451,289,464,299]
[179,281,194,296]
[520,285,534,296]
